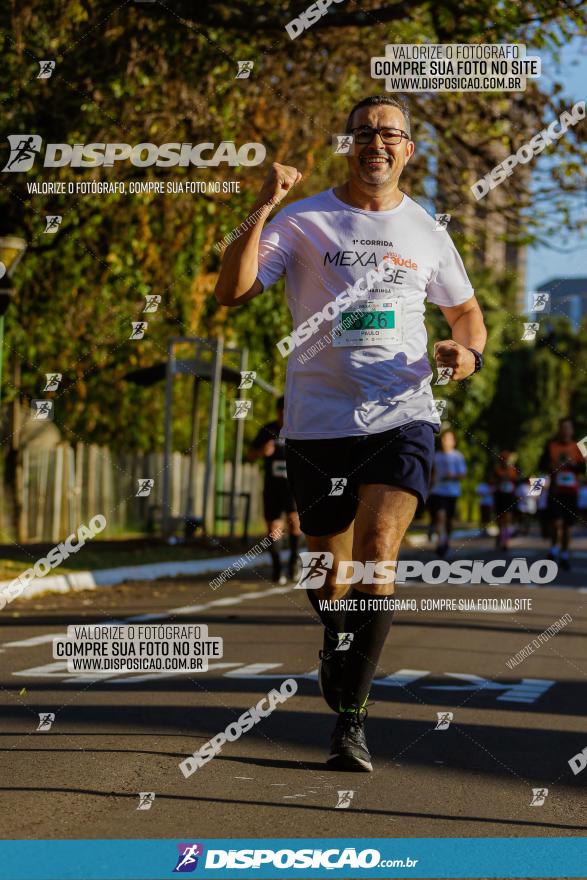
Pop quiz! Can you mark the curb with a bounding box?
[0,552,279,604]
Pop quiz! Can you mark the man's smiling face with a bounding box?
[347,103,414,188]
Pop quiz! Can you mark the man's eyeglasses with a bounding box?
[350,126,410,145]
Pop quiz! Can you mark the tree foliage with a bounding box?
[0,0,585,478]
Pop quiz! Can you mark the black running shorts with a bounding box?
[284,420,436,537]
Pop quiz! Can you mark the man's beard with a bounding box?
[358,151,395,185]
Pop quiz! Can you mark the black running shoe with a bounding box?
[318,634,346,714]
[327,709,372,772]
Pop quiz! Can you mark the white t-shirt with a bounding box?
[257,188,474,439]
[431,450,467,497]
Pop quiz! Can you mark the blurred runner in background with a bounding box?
[493,451,519,551]
[429,430,467,556]
[539,417,585,570]
[248,396,301,583]
[475,474,494,534]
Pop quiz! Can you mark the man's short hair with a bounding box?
[277,395,285,409]
[345,95,411,138]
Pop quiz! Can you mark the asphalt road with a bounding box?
[1,533,586,848]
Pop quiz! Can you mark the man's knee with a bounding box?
[355,528,403,563]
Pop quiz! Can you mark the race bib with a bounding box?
[499,480,514,493]
[272,460,287,479]
[332,299,403,347]
[555,471,577,489]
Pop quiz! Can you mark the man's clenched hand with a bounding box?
[257,162,302,208]
[434,340,476,381]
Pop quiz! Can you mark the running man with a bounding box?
[476,474,494,534]
[539,417,585,569]
[429,430,467,556]
[247,396,301,583]
[215,95,487,771]
[493,451,519,551]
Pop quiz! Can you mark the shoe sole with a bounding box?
[327,752,373,772]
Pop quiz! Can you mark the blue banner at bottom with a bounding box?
[1,838,587,879]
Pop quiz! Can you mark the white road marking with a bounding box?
[424,672,555,703]
[373,669,429,688]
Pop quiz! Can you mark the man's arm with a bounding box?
[214,162,301,307]
[434,295,487,381]
[247,439,275,462]
[246,425,275,463]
